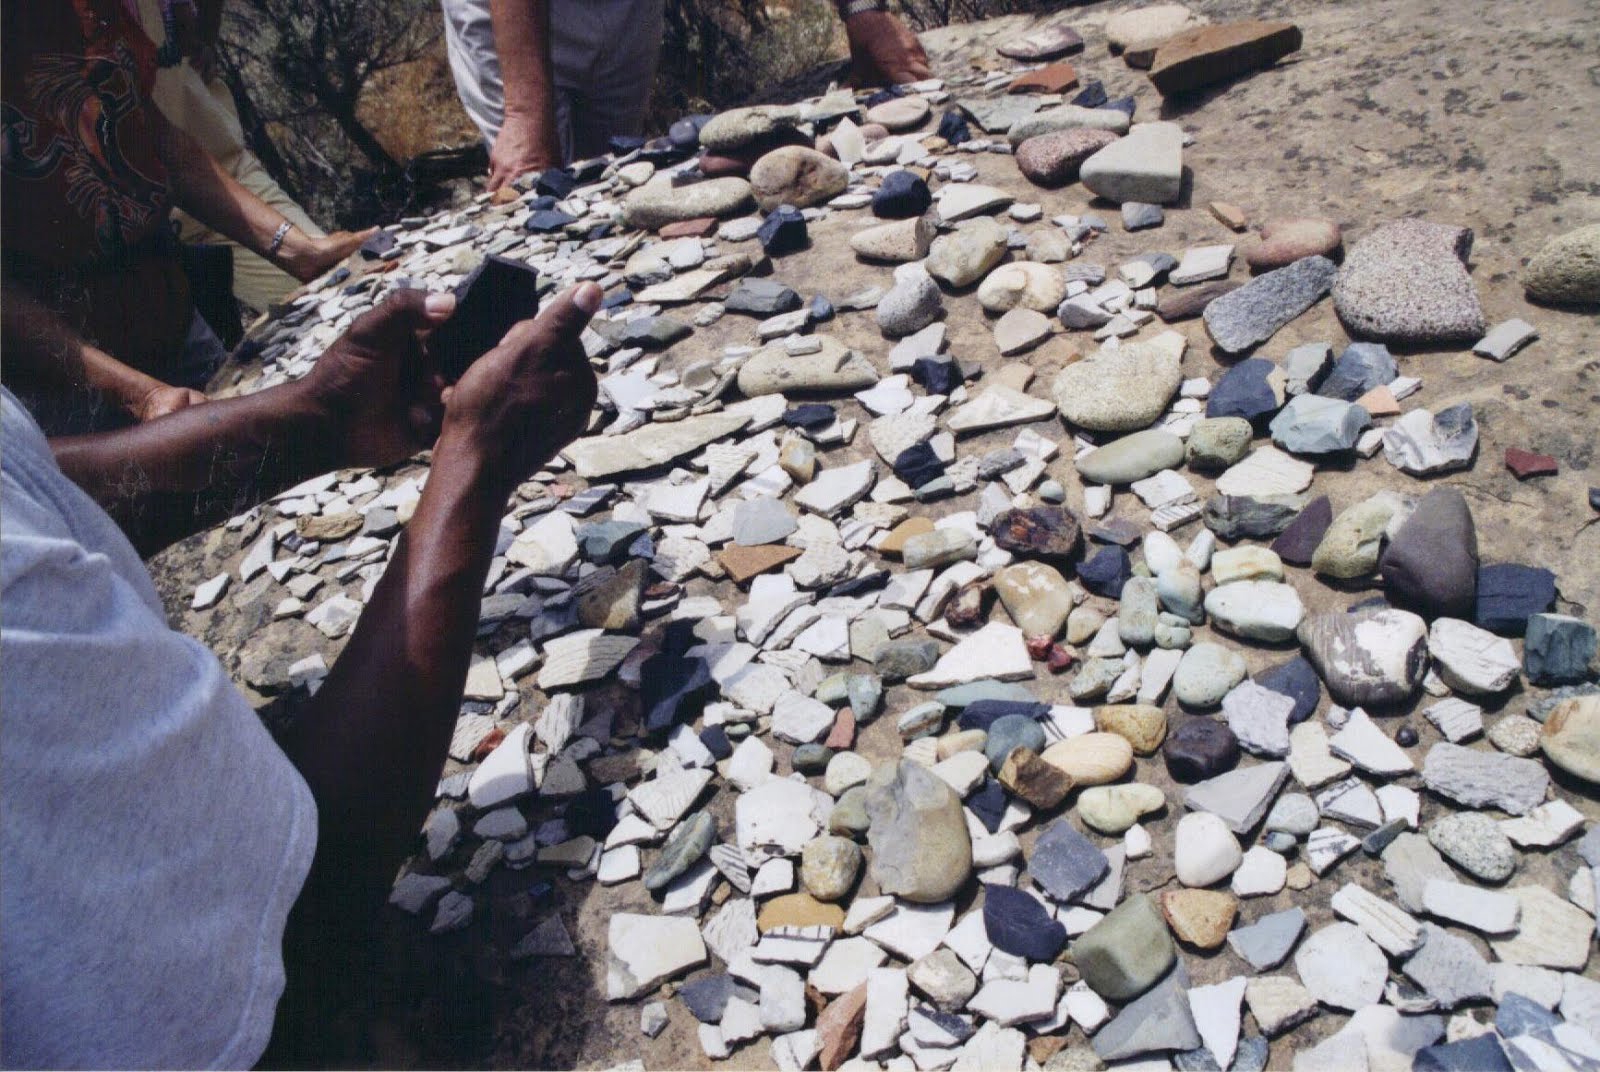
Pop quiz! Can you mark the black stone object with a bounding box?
[984,884,1067,961]
[1395,724,1418,747]
[911,355,962,394]
[1474,563,1556,636]
[757,205,808,255]
[1207,358,1284,424]
[701,725,733,760]
[1077,546,1132,599]
[873,170,934,219]
[1163,719,1241,782]
[1270,496,1333,566]
[1071,81,1108,108]
[725,277,802,316]
[783,402,836,429]
[1104,96,1137,117]
[429,255,540,382]
[960,700,1049,733]
[1380,487,1479,619]
[679,974,734,1023]
[1412,1036,1512,1072]
[524,209,578,233]
[810,294,835,321]
[967,778,1008,833]
[894,442,947,488]
[535,167,577,199]
[1254,656,1322,724]
[669,114,712,150]
[937,110,972,145]
[564,786,620,839]
[1317,342,1397,401]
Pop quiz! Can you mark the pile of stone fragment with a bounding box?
[198,5,1600,1071]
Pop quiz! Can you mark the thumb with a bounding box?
[522,281,603,353]
[343,288,455,354]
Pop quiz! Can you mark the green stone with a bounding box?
[1071,893,1175,1001]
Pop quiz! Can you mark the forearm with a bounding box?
[490,0,558,124]
[158,115,288,260]
[51,381,338,554]
[2,290,174,408]
[284,434,505,868]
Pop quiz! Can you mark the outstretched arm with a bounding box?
[147,100,371,282]
[835,0,931,86]
[3,289,206,424]
[486,0,564,189]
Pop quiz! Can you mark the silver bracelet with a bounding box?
[268,219,294,256]
[842,0,889,16]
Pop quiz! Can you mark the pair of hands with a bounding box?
[297,281,600,497]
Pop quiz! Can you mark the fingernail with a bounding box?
[425,292,457,316]
[573,282,602,315]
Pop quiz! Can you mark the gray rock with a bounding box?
[1382,404,1479,476]
[864,760,973,902]
[876,638,941,682]
[1184,761,1289,834]
[1080,121,1184,204]
[1186,418,1254,471]
[1119,577,1160,647]
[1073,893,1176,1001]
[1077,429,1186,485]
[624,177,756,229]
[732,496,798,546]
[1524,613,1598,685]
[699,104,800,151]
[926,218,1009,288]
[1281,342,1333,395]
[1203,256,1338,354]
[1380,487,1478,619]
[1053,341,1183,432]
[1007,104,1132,145]
[1420,742,1550,816]
[1269,394,1371,455]
[877,269,944,338]
[1427,811,1516,881]
[643,811,716,891]
[1091,967,1201,1060]
[1123,202,1165,231]
[1523,223,1600,306]
[725,277,801,316]
[1402,923,1495,1008]
[1029,819,1109,902]
[1173,642,1248,708]
[1204,494,1306,541]
[801,834,864,901]
[1226,907,1306,970]
[1333,220,1486,343]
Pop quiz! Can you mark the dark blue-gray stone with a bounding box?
[872,169,933,219]
[936,110,971,144]
[983,883,1066,961]
[847,674,884,721]
[893,442,946,488]
[960,699,1049,733]
[758,205,807,255]
[1475,563,1556,636]
[1254,656,1321,724]
[1380,486,1478,619]
[1496,993,1562,1039]
[1077,545,1132,598]
[911,356,962,395]
[1316,341,1398,401]
[1090,966,1201,1060]
[876,638,941,682]
[1072,81,1108,108]
[1361,818,1408,855]
[1524,613,1598,685]
[1231,1037,1270,1072]
[1204,494,1306,541]
[810,294,835,321]
[525,208,578,233]
[985,714,1047,772]
[968,777,1008,833]
[1207,358,1283,423]
[1225,907,1305,970]
[725,277,801,316]
[1270,496,1333,566]
[360,230,397,259]
[1412,1035,1512,1072]
[1029,819,1108,902]
[783,403,835,430]
[1163,718,1240,783]
[579,520,649,563]
[679,973,734,1022]
[700,725,732,760]
[793,744,834,773]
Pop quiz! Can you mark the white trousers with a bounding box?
[439,0,665,163]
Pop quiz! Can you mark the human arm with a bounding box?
[1,288,206,423]
[835,0,931,86]
[486,0,564,190]
[146,100,371,282]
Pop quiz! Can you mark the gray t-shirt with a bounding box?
[1,388,318,1069]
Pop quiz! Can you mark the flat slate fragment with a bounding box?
[1204,255,1338,353]
[1421,741,1549,815]
[1149,21,1304,96]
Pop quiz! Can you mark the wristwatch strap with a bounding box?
[841,0,890,17]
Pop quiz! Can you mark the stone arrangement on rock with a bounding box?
[178,8,1599,1071]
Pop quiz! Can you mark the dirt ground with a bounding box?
[151,0,1600,1067]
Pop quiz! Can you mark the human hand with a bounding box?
[844,11,931,87]
[132,383,208,422]
[280,227,379,283]
[436,282,601,498]
[298,289,459,470]
[488,113,563,192]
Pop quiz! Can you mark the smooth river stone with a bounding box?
[623,176,756,229]
[1053,340,1183,432]
[1076,430,1186,485]
[1297,608,1429,708]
